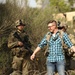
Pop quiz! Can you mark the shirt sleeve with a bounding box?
[38,35,47,48]
[63,33,73,48]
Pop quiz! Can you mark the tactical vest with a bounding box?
[44,30,64,56]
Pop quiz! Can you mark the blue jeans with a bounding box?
[46,60,65,75]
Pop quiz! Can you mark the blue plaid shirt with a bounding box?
[38,31,73,62]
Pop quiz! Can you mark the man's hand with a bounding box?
[30,47,41,60]
[71,46,75,52]
[30,54,35,61]
[18,41,23,46]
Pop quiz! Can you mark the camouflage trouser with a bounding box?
[11,55,34,75]
[11,56,23,75]
[12,56,23,70]
[22,58,33,75]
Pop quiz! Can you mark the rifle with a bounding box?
[13,32,33,55]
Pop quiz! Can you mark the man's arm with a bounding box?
[30,46,41,60]
[8,33,18,49]
[63,33,75,52]
[30,34,48,60]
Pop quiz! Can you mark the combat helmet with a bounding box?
[57,21,68,30]
[15,20,25,27]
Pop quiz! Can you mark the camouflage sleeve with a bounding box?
[68,34,75,45]
[8,32,18,49]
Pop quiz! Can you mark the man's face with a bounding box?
[17,25,24,30]
[48,22,57,32]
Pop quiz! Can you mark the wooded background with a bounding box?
[0,0,75,75]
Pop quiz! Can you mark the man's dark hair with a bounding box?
[47,20,57,25]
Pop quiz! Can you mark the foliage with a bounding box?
[23,8,53,47]
[0,2,26,74]
[49,0,71,13]
[0,1,54,74]
[0,0,75,74]
[68,0,75,11]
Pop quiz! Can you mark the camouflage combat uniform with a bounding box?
[8,20,33,75]
[63,33,75,70]
[58,22,75,70]
[68,33,75,70]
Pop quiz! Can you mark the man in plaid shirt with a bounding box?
[30,20,75,75]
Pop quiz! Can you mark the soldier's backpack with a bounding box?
[44,30,64,56]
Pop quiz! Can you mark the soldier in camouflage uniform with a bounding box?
[58,22,75,70]
[68,30,75,70]
[8,20,33,75]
